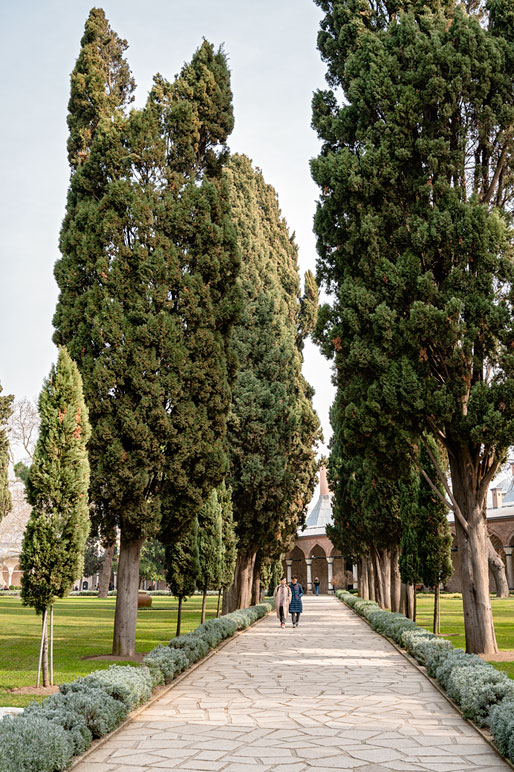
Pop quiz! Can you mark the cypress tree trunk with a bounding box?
[401,583,416,621]
[390,547,401,613]
[372,549,385,609]
[98,542,115,598]
[367,559,376,602]
[217,588,222,618]
[176,596,183,637]
[382,549,391,610]
[201,589,207,624]
[251,563,261,606]
[359,556,369,599]
[223,552,256,612]
[112,535,144,657]
[451,456,498,655]
[487,539,509,598]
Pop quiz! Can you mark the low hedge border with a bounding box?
[336,589,514,768]
[0,600,274,772]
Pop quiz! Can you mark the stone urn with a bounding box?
[137,592,152,608]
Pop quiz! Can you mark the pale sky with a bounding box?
[0,0,335,458]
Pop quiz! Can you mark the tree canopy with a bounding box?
[312,0,514,653]
[223,154,321,609]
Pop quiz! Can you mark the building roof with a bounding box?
[300,467,334,536]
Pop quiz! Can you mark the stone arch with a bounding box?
[309,543,328,594]
[282,545,307,589]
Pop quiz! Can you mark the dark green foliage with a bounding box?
[139,539,166,585]
[219,481,237,589]
[197,489,223,592]
[166,518,200,600]
[400,444,453,587]
[224,154,321,567]
[312,0,514,477]
[13,461,29,487]
[67,8,135,169]
[55,21,239,551]
[312,0,514,650]
[0,383,13,522]
[20,348,91,614]
[82,537,103,579]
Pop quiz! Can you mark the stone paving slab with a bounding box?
[72,596,510,772]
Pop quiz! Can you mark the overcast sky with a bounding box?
[0,0,335,461]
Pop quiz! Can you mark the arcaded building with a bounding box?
[282,467,355,594]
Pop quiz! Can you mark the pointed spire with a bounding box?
[320,466,329,496]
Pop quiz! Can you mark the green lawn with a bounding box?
[416,592,514,678]
[0,595,219,707]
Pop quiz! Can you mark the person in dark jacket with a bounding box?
[313,576,320,596]
[289,575,304,627]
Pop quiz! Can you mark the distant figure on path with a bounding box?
[273,577,292,628]
[289,575,304,627]
[313,576,320,596]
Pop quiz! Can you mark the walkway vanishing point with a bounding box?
[73,596,509,772]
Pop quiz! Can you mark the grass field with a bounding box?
[0,594,219,708]
[416,592,514,679]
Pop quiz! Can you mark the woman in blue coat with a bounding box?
[289,575,304,627]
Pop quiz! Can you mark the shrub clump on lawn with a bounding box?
[62,664,154,710]
[336,589,514,751]
[0,714,74,772]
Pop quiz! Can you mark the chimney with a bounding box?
[491,488,504,509]
[320,466,330,496]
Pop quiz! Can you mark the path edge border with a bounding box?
[69,609,273,770]
[337,597,514,771]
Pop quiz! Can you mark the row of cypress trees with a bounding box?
[7,8,320,662]
[311,0,514,655]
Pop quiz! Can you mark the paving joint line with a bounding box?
[69,609,273,770]
[337,596,514,770]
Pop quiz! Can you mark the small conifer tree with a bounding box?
[166,519,200,637]
[20,348,90,686]
[197,490,223,623]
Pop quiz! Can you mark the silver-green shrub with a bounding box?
[405,632,452,666]
[61,664,153,710]
[24,695,92,753]
[143,645,189,684]
[445,664,514,726]
[169,633,210,663]
[434,648,486,689]
[0,714,74,772]
[489,697,514,757]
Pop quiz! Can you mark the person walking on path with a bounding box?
[289,575,304,627]
[313,576,320,595]
[273,576,291,628]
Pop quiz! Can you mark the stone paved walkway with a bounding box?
[74,596,510,772]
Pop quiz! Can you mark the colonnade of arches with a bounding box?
[283,542,355,594]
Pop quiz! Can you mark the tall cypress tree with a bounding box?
[0,383,13,523]
[54,13,239,656]
[166,519,200,637]
[223,154,321,611]
[197,489,223,623]
[218,481,237,616]
[20,348,90,685]
[312,0,514,654]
